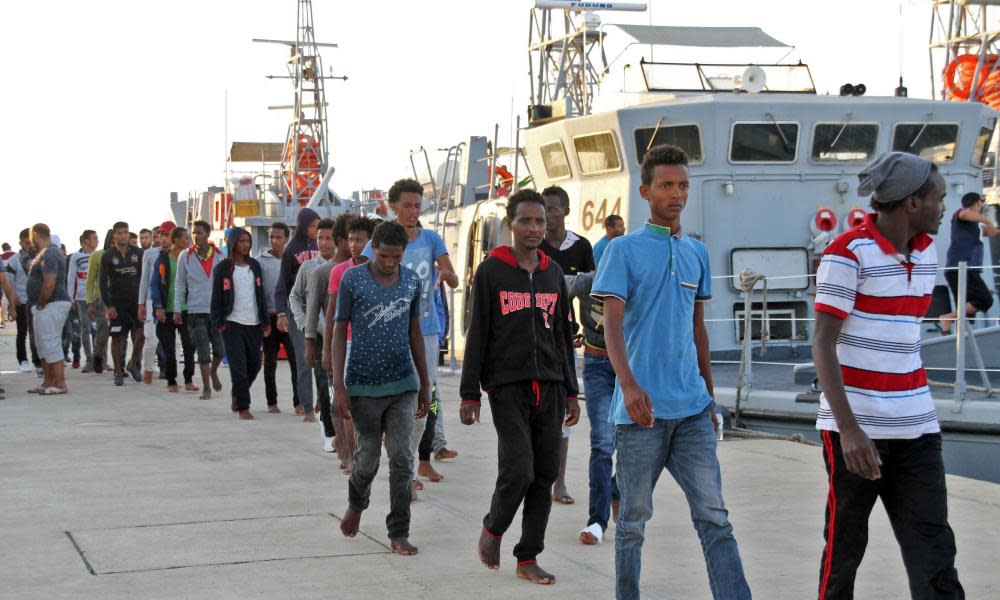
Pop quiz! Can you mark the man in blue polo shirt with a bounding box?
[592,144,750,600]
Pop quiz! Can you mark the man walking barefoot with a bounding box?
[259,222,299,412]
[331,222,430,556]
[460,189,580,585]
[151,226,195,393]
[212,227,269,420]
[174,220,224,399]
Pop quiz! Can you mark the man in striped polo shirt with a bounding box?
[813,151,964,599]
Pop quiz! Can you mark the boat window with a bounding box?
[540,141,571,180]
[811,123,878,162]
[972,123,995,166]
[892,123,958,163]
[573,132,622,175]
[634,124,703,164]
[730,122,799,163]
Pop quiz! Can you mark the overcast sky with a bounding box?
[2,0,943,248]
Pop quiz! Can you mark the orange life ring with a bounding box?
[944,54,998,101]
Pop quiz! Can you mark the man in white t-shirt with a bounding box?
[211,227,270,420]
[67,230,98,372]
[138,225,168,383]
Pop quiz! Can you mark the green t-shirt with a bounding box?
[167,255,185,312]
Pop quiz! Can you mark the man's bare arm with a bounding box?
[813,311,881,480]
[409,314,431,418]
[37,273,56,308]
[0,273,15,308]
[322,292,337,374]
[434,254,459,288]
[331,320,351,420]
[603,296,653,427]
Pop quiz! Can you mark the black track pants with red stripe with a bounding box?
[817,430,964,600]
[482,380,565,564]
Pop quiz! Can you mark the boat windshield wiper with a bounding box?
[908,114,934,149]
[827,113,853,150]
[646,115,665,153]
[766,112,792,152]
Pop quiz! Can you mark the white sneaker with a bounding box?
[579,523,604,545]
[19,361,32,373]
[323,437,335,453]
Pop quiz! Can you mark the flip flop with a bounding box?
[552,494,575,505]
[39,387,67,395]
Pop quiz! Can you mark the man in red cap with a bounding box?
[138,223,173,383]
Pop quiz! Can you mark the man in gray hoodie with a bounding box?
[259,222,298,413]
[275,208,320,422]
[173,219,225,400]
[290,217,340,446]
[304,215,353,451]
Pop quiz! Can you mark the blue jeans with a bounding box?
[615,405,750,600]
[584,353,619,531]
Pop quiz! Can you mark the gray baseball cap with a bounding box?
[857,151,933,204]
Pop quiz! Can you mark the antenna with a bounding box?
[527,1,648,125]
[254,0,346,206]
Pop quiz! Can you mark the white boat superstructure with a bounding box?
[415,1,999,363]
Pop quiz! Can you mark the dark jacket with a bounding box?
[211,227,267,330]
[273,208,320,315]
[565,271,606,351]
[149,250,172,311]
[459,246,578,403]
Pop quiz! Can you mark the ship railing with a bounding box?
[637,60,816,94]
[715,262,998,425]
[473,118,531,198]
[409,142,468,240]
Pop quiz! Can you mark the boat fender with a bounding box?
[808,206,837,254]
[843,207,866,231]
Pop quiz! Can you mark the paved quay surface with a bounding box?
[1,335,998,599]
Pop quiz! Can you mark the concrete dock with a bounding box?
[1,334,998,599]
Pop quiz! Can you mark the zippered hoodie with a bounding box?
[288,254,329,332]
[257,248,282,315]
[137,246,161,306]
[175,242,223,314]
[459,246,578,404]
[150,250,173,312]
[211,227,267,330]
[274,208,320,315]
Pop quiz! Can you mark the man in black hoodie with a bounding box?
[212,227,269,420]
[460,189,580,585]
[275,208,320,421]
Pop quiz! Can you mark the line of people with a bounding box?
[326,148,966,600]
[1,146,969,598]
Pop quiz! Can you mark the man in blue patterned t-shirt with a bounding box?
[331,221,431,556]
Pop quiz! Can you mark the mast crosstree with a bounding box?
[254,0,346,205]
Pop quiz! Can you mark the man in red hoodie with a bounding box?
[460,189,580,585]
